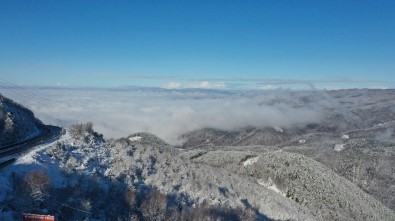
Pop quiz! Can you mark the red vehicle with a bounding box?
[22,214,55,221]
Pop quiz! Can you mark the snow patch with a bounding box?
[334,144,345,152]
[15,142,56,165]
[274,127,283,133]
[257,178,285,196]
[341,134,349,139]
[14,132,70,166]
[243,156,260,166]
[129,136,142,142]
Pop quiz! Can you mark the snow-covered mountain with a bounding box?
[1,128,394,220]
[0,93,43,146]
[180,89,395,212]
[0,130,259,220]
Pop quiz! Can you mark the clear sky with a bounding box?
[0,0,394,90]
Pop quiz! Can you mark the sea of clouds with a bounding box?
[1,87,333,145]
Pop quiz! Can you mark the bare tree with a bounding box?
[24,171,50,207]
[141,188,167,221]
[124,187,136,208]
[69,122,94,140]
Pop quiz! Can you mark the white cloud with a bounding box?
[163,82,182,89]
[188,81,226,89]
[260,84,280,90]
[162,81,227,90]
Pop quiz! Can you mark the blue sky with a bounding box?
[0,0,394,89]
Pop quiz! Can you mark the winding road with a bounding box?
[0,126,65,169]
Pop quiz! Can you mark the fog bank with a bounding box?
[1,88,331,145]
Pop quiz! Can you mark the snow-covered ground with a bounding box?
[0,136,63,220]
[0,134,67,200]
[0,131,111,219]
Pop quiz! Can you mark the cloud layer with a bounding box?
[163,81,227,89]
[1,88,328,145]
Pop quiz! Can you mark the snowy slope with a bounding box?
[0,131,109,195]
[0,94,43,146]
[107,133,394,221]
[0,130,112,220]
[1,129,394,221]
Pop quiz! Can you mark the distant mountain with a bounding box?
[181,89,395,148]
[181,127,298,148]
[0,93,43,146]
